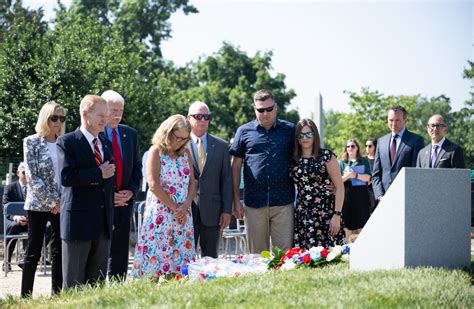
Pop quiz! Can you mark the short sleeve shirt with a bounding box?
[230,119,295,208]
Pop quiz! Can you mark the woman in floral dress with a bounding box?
[132,115,197,278]
[290,118,345,249]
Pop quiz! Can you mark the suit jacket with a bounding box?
[372,129,424,199]
[23,134,61,212]
[416,138,465,169]
[57,129,115,241]
[102,124,142,203]
[2,181,25,221]
[190,134,233,226]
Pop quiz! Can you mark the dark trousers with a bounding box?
[21,211,62,297]
[108,205,132,280]
[193,211,220,258]
[5,220,28,262]
[62,232,110,290]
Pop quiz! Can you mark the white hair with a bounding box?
[17,162,26,171]
[101,90,125,105]
[188,101,210,115]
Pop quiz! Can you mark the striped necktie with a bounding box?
[93,138,103,166]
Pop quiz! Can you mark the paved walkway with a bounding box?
[1,233,473,299]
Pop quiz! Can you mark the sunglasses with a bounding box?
[21,171,25,175]
[190,114,212,121]
[427,123,446,129]
[255,104,275,113]
[50,115,66,123]
[365,144,373,148]
[172,131,190,143]
[298,132,314,139]
[346,145,356,149]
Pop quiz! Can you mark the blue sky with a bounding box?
[26,0,473,117]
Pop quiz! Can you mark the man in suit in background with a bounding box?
[372,106,424,201]
[2,162,28,270]
[101,90,142,280]
[188,101,232,258]
[416,114,465,169]
[57,95,115,289]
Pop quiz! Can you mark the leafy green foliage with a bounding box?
[0,1,297,170]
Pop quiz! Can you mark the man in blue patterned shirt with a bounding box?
[230,89,295,253]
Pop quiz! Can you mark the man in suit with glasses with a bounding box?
[101,90,142,280]
[416,114,465,169]
[187,101,232,258]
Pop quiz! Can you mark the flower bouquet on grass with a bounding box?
[261,245,350,270]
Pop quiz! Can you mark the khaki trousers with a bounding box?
[244,203,294,253]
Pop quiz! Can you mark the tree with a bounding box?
[324,87,418,157]
[166,42,298,141]
[0,2,49,158]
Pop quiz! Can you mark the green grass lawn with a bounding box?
[1,262,472,308]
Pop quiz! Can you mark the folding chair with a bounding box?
[221,215,248,258]
[3,202,28,277]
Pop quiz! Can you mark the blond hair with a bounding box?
[35,101,66,137]
[151,115,191,156]
[80,95,107,116]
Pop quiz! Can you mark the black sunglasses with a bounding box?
[346,145,356,149]
[50,115,66,123]
[255,104,275,113]
[365,144,373,148]
[298,132,314,139]
[190,114,212,121]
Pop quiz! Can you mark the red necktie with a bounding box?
[93,138,103,166]
[112,129,123,190]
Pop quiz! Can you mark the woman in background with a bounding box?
[290,118,345,249]
[22,101,65,297]
[339,139,371,241]
[132,115,196,279]
[365,138,378,213]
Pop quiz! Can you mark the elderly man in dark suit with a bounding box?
[416,114,465,168]
[372,106,424,201]
[101,90,142,280]
[57,95,115,289]
[188,101,232,258]
[2,162,28,270]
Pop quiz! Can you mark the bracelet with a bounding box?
[334,210,342,216]
[355,173,358,179]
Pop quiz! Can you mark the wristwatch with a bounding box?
[334,210,342,216]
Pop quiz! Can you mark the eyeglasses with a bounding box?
[171,131,190,143]
[346,145,356,149]
[255,104,275,113]
[427,123,447,129]
[365,144,373,148]
[190,114,212,121]
[298,132,314,139]
[49,115,66,123]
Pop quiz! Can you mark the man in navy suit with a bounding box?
[101,90,142,280]
[372,106,424,201]
[2,162,28,270]
[416,114,465,169]
[57,95,116,289]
